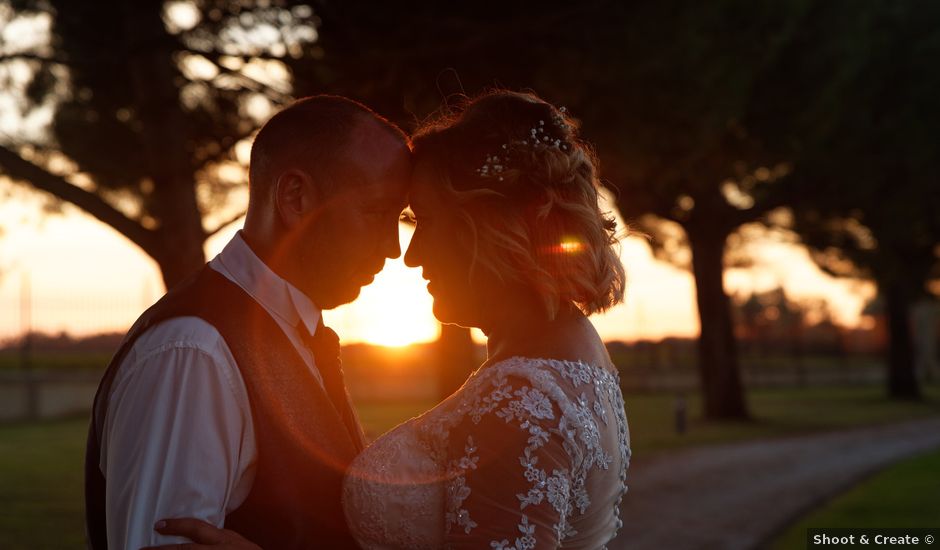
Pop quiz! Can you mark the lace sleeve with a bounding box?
[444,376,571,550]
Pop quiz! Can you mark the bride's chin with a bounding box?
[431,303,477,329]
[430,302,451,324]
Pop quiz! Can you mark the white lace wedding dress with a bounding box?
[342,356,631,549]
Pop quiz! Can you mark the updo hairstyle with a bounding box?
[411,90,626,317]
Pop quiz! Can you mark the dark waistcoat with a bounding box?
[85,266,363,549]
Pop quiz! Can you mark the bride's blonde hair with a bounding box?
[412,90,626,318]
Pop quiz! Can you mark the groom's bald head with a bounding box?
[247,95,409,211]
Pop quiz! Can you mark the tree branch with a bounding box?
[192,126,259,172]
[194,51,294,104]
[0,144,160,254]
[726,186,792,229]
[182,49,292,64]
[0,53,66,64]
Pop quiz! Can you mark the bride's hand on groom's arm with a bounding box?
[140,518,262,550]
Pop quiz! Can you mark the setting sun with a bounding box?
[324,223,440,347]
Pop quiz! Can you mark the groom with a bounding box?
[85,96,411,549]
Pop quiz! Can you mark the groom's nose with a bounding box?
[380,225,401,259]
[403,233,420,268]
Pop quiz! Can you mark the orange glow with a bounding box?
[542,237,585,256]
[558,238,584,254]
[0,182,876,345]
[325,223,440,348]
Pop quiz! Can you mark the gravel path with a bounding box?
[607,416,940,550]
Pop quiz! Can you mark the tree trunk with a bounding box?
[123,0,207,289]
[436,324,478,401]
[152,231,207,289]
[884,281,921,400]
[689,229,750,420]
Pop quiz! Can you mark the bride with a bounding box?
[147,90,630,549]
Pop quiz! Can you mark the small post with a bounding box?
[674,392,687,435]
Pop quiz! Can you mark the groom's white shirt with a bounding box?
[100,232,325,549]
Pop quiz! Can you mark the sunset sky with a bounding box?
[0,181,875,347]
[0,3,880,348]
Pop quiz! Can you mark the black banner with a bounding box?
[808,529,940,549]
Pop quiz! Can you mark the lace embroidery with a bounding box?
[342,421,443,549]
[573,392,613,471]
[553,359,594,386]
[359,356,631,549]
[446,436,479,534]
[471,380,513,424]
[522,421,550,448]
[490,514,536,550]
[593,378,610,425]
[496,386,555,423]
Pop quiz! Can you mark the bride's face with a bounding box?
[404,161,487,327]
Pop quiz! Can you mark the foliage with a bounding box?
[0,0,320,285]
[751,0,940,398]
[754,1,940,298]
[772,447,940,549]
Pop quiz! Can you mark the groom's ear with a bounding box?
[274,169,321,228]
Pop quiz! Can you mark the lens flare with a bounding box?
[547,236,584,255]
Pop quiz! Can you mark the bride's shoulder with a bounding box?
[415,356,623,437]
[475,355,620,393]
[426,356,619,424]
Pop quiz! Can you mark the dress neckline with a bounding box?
[472,355,620,383]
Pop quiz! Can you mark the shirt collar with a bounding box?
[212,231,321,337]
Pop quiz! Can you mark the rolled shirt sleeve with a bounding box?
[99,317,257,549]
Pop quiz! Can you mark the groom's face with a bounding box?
[293,124,411,309]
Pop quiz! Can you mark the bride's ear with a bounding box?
[274,169,319,228]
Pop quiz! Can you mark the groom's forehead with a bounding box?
[362,183,406,202]
[346,117,411,159]
[332,148,410,187]
[340,132,411,179]
[351,173,409,204]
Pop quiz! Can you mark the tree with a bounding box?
[750,0,940,399]
[0,0,318,287]
[569,1,831,419]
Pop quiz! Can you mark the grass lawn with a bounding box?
[0,384,938,548]
[357,399,436,439]
[0,352,113,372]
[771,446,940,550]
[0,416,88,550]
[625,384,940,456]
